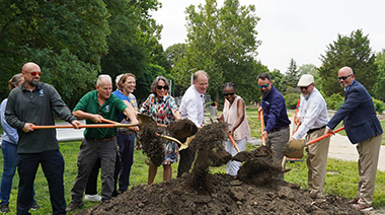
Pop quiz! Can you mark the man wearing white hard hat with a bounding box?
[289,74,330,197]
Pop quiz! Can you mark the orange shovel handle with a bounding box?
[228,133,241,153]
[306,126,345,147]
[31,124,117,129]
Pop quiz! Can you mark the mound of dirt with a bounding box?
[76,122,365,215]
[75,174,364,215]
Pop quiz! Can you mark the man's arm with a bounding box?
[73,110,101,123]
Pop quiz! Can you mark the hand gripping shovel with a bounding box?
[283,126,345,158]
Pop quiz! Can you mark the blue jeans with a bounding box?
[116,133,135,191]
[0,140,18,205]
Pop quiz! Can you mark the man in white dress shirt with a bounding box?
[177,70,209,177]
[289,74,330,196]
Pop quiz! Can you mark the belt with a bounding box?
[270,125,289,133]
[307,125,326,135]
[117,130,134,135]
[92,136,116,142]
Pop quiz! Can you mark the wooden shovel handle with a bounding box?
[305,126,345,147]
[31,123,139,129]
[259,109,266,146]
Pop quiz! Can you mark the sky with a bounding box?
[151,0,385,73]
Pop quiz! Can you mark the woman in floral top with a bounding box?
[140,76,181,185]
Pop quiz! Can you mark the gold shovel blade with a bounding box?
[282,139,306,158]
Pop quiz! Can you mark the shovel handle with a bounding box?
[228,133,241,153]
[259,110,266,146]
[31,123,139,129]
[305,126,345,147]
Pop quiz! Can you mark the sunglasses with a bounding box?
[258,83,269,88]
[223,92,235,96]
[337,74,352,81]
[157,85,169,90]
[300,85,311,90]
[24,70,42,76]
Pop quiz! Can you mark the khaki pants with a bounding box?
[266,126,290,181]
[305,128,330,194]
[355,134,382,206]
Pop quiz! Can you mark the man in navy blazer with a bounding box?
[325,66,382,212]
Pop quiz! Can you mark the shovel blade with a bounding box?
[283,139,306,158]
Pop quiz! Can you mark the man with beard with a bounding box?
[5,62,82,214]
[289,74,329,197]
[325,67,382,212]
[257,72,291,180]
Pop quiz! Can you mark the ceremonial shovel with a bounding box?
[283,126,345,158]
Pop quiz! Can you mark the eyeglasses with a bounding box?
[300,85,311,90]
[157,85,169,90]
[258,83,269,88]
[223,92,235,96]
[337,74,352,81]
[24,71,42,76]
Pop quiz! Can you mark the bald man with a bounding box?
[5,62,82,214]
[325,66,383,212]
[66,75,138,212]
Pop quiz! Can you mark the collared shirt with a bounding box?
[292,87,329,139]
[5,82,76,153]
[73,90,127,139]
[179,85,205,127]
[1,99,18,144]
[261,86,291,133]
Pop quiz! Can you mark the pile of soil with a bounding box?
[76,122,365,215]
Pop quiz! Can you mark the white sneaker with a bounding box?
[84,194,102,202]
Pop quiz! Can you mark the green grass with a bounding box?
[0,106,384,214]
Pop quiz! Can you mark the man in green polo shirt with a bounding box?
[66,75,138,211]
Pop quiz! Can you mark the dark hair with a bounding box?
[150,76,170,94]
[9,73,23,90]
[256,72,271,81]
[222,82,236,92]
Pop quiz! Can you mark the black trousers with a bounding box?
[17,150,66,215]
[177,144,196,178]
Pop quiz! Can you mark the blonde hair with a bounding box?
[9,73,23,90]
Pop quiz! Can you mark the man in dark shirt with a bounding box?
[257,72,291,180]
[5,62,82,215]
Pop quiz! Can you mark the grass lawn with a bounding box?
[0,106,384,214]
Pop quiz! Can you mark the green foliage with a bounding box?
[177,0,263,101]
[270,69,285,93]
[324,93,344,110]
[319,29,377,96]
[372,50,385,100]
[136,64,170,99]
[298,64,322,91]
[373,98,385,114]
[281,59,300,92]
[284,92,300,109]
[0,0,110,105]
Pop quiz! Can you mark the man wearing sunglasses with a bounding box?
[257,72,291,181]
[178,70,209,177]
[289,74,329,198]
[5,62,82,214]
[325,67,382,212]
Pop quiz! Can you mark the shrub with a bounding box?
[284,93,300,109]
[373,98,385,114]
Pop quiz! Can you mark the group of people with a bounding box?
[257,67,382,212]
[0,62,381,214]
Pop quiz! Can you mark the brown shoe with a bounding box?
[348,198,359,205]
[353,203,373,212]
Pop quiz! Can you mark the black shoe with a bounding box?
[31,201,40,210]
[0,204,10,213]
[65,201,84,212]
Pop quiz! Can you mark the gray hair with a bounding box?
[97,74,112,86]
[150,76,170,94]
[9,73,23,90]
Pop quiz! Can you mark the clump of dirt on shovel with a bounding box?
[185,122,232,194]
[168,118,198,139]
[138,124,164,166]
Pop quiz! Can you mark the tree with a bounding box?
[0,0,110,107]
[372,49,385,100]
[319,29,377,96]
[281,59,300,92]
[178,0,262,101]
[100,0,162,83]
